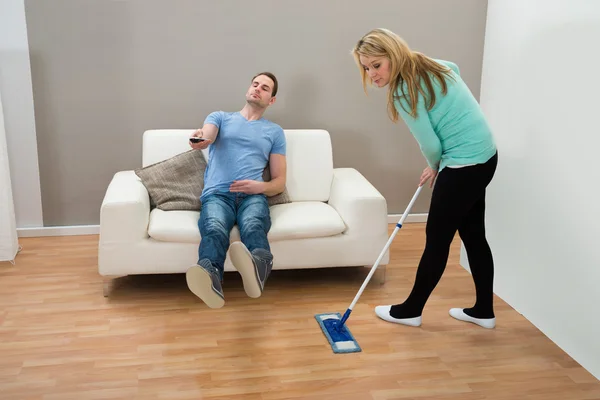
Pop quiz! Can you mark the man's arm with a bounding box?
[190,112,221,149]
[190,122,218,147]
[262,153,286,196]
[196,123,218,141]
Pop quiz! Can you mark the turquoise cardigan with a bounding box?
[394,59,497,171]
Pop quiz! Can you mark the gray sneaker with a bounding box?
[185,259,224,308]
[229,242,273,298]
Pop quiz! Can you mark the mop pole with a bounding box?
[337,184,424,328]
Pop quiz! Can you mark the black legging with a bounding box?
[391,152,498,319]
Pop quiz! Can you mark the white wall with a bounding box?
[462,0,600,380]
[0,0,43,228]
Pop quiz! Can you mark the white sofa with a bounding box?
[98,129,390,296]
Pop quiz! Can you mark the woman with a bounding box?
[352,28,498,329]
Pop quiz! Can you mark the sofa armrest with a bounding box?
[99,170,150,243]
[328,168,388,236]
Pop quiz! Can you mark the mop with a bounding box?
[315,185,424,353]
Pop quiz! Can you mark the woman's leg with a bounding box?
[382,153,498,323]
[457,192,495,319]
[449,155,498,327]
[387,168,471,320]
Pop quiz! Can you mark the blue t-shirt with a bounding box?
[200,111,286,199]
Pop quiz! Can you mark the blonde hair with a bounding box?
[352,28,454,121]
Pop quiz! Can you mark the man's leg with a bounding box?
[229,194,273,298]
[186,193,236,308]
[197,193,237,275]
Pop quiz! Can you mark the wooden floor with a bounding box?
[1,224,598,400]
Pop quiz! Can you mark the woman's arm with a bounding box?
[395,93,442,171]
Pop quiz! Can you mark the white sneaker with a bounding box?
[374,305,422,327]
[449,308,496,329]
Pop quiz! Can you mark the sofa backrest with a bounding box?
[142,128,333,202]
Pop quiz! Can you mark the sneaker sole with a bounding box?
[230,242,262,298]
[186,266,224,309]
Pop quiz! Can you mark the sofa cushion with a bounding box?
[267,202,345,240]
[147,201,346,243]
[282,129,333,202]
[135,149,207,211]
[142,129,209,167]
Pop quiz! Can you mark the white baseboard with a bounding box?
[17,225,100,237]
[387,213,428,224]
[17,214,428,238]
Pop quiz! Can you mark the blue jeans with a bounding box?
[197,192,272,279]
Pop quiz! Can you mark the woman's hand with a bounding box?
[420,166,438,188]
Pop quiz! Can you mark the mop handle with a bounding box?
[347,184,424,311]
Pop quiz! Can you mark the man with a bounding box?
[185,72,287,309]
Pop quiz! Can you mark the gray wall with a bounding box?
[25,0,488,226]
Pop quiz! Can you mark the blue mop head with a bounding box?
[315,312,361,353]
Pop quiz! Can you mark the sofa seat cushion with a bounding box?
[147,201,346,243]
[267,202,346,240]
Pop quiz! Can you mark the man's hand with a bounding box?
[189,129,212,150]
[229,180,266,195]
[419,166,438,188]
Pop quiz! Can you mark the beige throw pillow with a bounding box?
[263,163,292,206]
[135,149,207,211]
